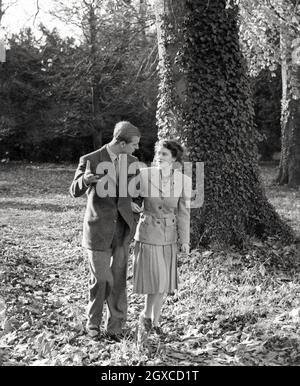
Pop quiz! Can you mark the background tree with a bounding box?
[49,0,158,152]
[0,0,4,25]
[0,0,159,162]
[0,0,17,26]
[239,0,300,187]
[0,29,51,159]
[154,0,295,247]
[252,69,282,161]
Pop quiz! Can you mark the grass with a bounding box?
[0,161,299,366]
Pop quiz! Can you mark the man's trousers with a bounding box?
[86,215,129,333]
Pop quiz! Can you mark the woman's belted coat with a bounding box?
[134,167,192,246]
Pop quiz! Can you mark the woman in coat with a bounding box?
[133,139,192,335]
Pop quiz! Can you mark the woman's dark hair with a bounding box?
[155,139,184,165]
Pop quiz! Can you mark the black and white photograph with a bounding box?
[0,0,300,368]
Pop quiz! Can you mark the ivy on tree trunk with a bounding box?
[154,0,295,247]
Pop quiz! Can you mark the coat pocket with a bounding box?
[136,215,161,243]
[165,217,177,243]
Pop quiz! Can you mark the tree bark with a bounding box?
[0,0,4,26]
[154,0,295,247]
[276,24,300,187]
[139,0,147,44]
[0,0,5,63]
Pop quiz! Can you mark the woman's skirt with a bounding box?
[133,241,178,294]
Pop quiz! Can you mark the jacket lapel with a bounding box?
[99,145,112,163]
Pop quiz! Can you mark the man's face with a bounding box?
[121,136,140,155]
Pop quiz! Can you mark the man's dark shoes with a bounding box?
[102,328,131,342]
[86,324,100,339]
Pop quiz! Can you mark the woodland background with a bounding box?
[0,0,300,366]
[0,0,286,163]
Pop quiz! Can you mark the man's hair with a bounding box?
[113,121,141,144]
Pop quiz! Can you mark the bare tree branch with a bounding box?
[0,0,18,26]
[33,0,40,25]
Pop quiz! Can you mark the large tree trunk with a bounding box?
[154,0,295,247]
[276,24,300,187]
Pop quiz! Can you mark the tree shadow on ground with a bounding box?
[0,201,80,212]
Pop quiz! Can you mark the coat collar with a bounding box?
[106,144,118,162]
[98,144,113,163]
[99,145,135,166]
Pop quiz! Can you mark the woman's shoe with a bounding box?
[139,313,152,332]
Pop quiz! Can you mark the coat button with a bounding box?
[157,221,160,224]
[158,206,162,209]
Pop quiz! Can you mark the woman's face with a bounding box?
[155,146,176,168]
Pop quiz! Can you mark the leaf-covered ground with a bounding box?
[0,162,299,366]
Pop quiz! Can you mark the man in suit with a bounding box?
[70,121,142,340]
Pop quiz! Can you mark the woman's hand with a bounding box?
[131,202,142,213]
[181,243,190,254]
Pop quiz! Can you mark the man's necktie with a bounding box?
[114,156,119,186]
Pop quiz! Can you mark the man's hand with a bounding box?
[131,202,142,213]
[83,160,101,186]
[181,243,190,254]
